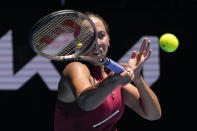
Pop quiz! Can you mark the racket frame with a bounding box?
[29,10,98,61]
[30,9,125,73]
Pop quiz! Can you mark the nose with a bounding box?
[96,41,103,51]
[97,38,103,46]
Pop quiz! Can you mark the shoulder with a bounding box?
[62,61,91,77]
[57,61,93,102]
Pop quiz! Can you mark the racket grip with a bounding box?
[104,58,125,74]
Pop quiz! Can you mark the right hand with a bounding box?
[80,56,134,86]
[111,63,134,86]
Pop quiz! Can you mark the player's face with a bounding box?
[85,16,110,57]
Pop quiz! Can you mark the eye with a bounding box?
[97,31,105,39]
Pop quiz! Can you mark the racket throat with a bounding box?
[99,57,110,66]
[101,58,125,74]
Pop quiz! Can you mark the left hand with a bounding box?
[128,38,152,80]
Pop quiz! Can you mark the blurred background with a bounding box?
[0,0,194,130]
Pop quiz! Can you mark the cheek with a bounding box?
[103,39,110,51]
[102,44,109,54]
[103,37,110,46]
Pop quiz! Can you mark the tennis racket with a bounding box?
[29,10,125,73]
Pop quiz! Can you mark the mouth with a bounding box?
[93,52,101,58]
[89,48,104,57]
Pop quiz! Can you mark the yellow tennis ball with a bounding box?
[76,43,83,48]
[159,33,179,52]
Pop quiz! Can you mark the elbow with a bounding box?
[146,114,161,121]
[77,96,97,111]
[145,111,162,121]
[77,100,93,111]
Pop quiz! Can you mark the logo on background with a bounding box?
[0,31,159,90]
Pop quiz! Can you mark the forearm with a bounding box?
[134,75,161,120]
[77,74,120,111]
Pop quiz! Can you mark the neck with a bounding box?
[101,66,108,78]
[89,64,107,79]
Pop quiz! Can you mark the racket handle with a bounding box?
[104,58,125,74]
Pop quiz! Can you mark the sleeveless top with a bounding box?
[54,62,125,131]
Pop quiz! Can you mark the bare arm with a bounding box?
[122,38,161,121]
[77,74,119,111]
[122,76,161,121]
[60,62,132,111]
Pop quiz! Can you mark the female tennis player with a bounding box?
[54,12,161,131]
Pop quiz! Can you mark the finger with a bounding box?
[120,71,133,82]
[120,63,128,72]
[120,63,132,72]
[121,63,129,71]
[148,48,152,57]
[119,63,127,67]
[119,63,124,66]
[145,40,151,56]
[125,66,131,72]
[146,49,152,60]
[139,38,147,54]
[131,50,137,59]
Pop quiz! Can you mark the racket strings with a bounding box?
[58,28,94,56]
[33,15,81,52]
[58,21,96,56]
[32,13,96,58]
[33,15,77,51]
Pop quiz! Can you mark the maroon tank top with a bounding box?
[54,64,125,131]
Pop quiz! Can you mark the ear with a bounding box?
[107,35,110,46]
[108,42,110,47]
